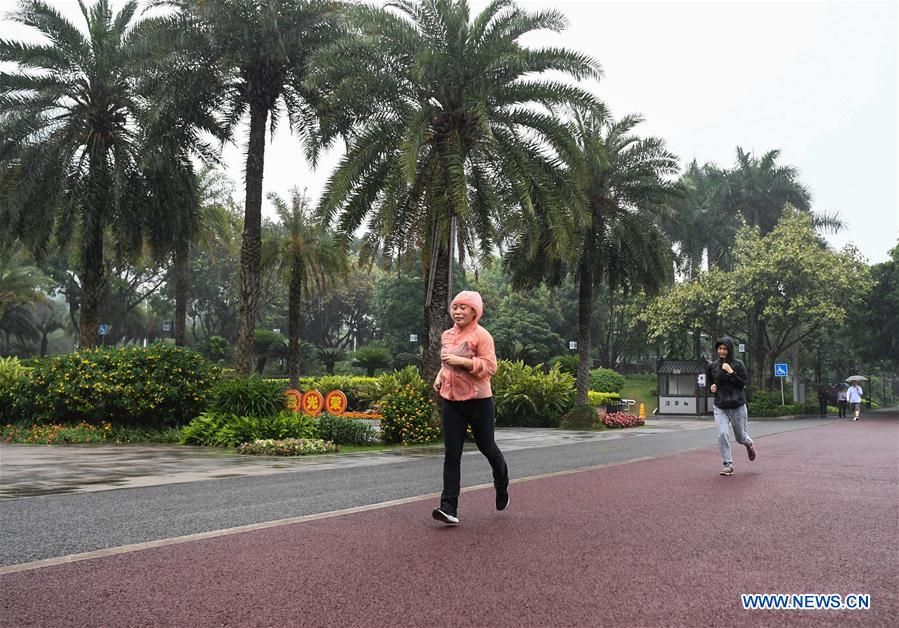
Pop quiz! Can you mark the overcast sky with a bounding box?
[3,0,897,263]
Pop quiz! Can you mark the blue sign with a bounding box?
[98,324,109,336]
[774,363,789,377]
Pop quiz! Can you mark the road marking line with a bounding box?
[0,446,707,575]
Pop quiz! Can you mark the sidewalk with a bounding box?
[1,416,895,626]
[0,419,712,499]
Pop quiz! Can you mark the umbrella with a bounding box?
[837,382,849,388]
[845,375,868,382]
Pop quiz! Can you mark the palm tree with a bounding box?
[0,243,50,352]
[663,160,730,357]
[665,161,729,276]
[352,345,392,377]
[508,109,678,404]
[310,0,601,388]
[0,0,148,349]
[722,148,843,388]
[148,0,346,375]
[269,188,348,388]
[134,26,226,347]
[316,345,346,375]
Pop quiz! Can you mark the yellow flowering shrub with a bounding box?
[18,344,219,427]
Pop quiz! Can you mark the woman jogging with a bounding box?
[432,290,509,526]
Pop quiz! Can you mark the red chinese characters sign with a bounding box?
[301,390,325,416]
[284,389,302,413]
[324,390,348,415]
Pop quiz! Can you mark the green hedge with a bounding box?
[588,368,625,393]
[181,410,318,447]
[587,391,621,408]
[559,404,602,430]
[0,357,28,421]
[316,414,378,445]
[17,345,219,427]
[212,376,286,418]
[493,361,575,428]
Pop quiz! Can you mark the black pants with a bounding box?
[838,401,847,417]
[440,397,508,515]
[819,399,828,417]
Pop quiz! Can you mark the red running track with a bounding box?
[2,418,897,627]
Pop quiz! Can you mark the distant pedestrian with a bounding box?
[847,382,864,421]
[837,387,848,418]
[705,336,756,476]
[817,384,829,417]
[432,291,509,526]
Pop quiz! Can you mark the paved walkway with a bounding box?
[1,416,896,627]
[0,419,712,499]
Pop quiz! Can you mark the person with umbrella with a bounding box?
[846,377,865,421]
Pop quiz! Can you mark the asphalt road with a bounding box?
[2,418,832,567]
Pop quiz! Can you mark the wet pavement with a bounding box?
[2,416,896,626]
[0,419,712,499]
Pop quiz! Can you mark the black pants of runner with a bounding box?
[440,397,508,516]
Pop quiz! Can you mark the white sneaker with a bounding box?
[432,508,459,525]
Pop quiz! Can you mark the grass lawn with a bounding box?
[620,373,657,415]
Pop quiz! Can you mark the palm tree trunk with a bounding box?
[576,250,593,406]
[287,257,303,389]
[423,238,450,399]
[78,206,104,350]
[173,239,189,346]
[236,100,269,376]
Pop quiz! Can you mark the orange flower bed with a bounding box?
[339,411,383,420]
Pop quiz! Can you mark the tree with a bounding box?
[269,188,348,388]
[1,0,148,348]
[644,208,871,388]
[30,300,66,357]
[857,244,899,371]
[311,0,601,390]
[316,346,346,375]
[351,344,392,377]
[662,161,729,357]
[507,109,678,404]
[373,269,426,354]
[152,0,345,375]
[134,30,226,347]
[0,243,49,353]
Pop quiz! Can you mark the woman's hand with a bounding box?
[441,350,473,369]
[441,353,467,367]
[722,363,733,374]
[433,376,442,393]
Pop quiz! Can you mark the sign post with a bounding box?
[774,363,789,406]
